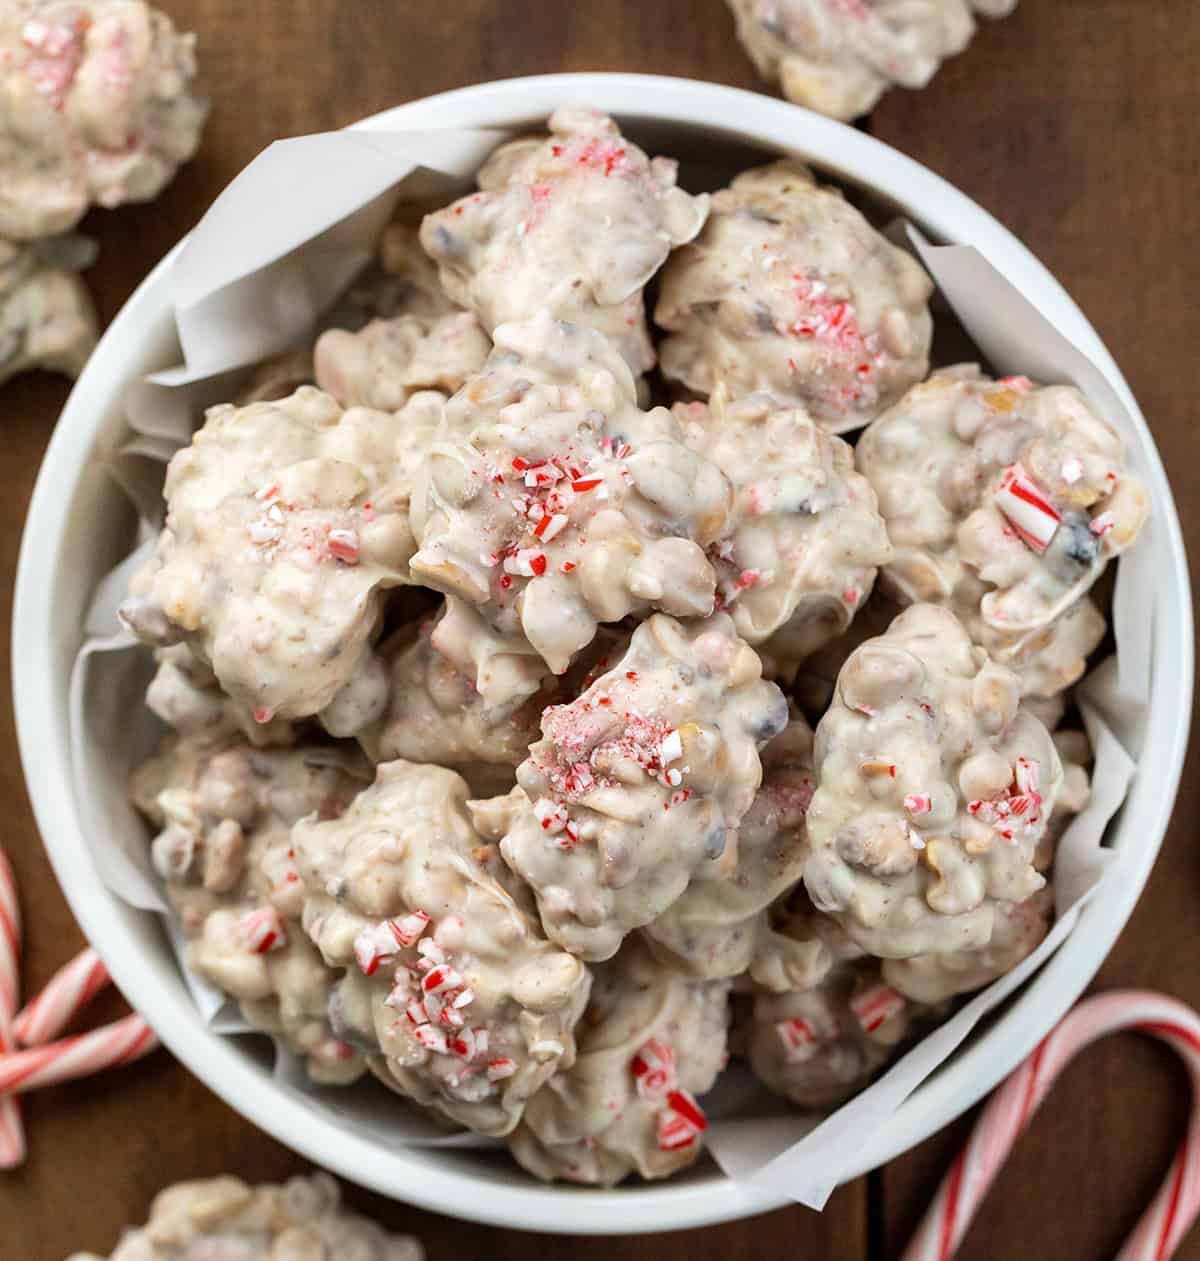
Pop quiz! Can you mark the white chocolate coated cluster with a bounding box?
[0,231,96,382]
[490,613,789,962]
[656,161,933,433]
[420,105,708,375]
[360,611,555,798]
[804,603,1063,958]
[643,714,815,981]
[130,735,370,1084]
[410,313,732,701]
[509,939,730,1185]
[747,958,922,1108]
[675,388,892,654]
[67,1173,423,1261]
[857,366,1146,691]
[882,722,1091,1004]
[122,387,444,734]
[293,759,591,1137]
[145,644,297,749]
[0,0,206,241]
[727,0,1018,121]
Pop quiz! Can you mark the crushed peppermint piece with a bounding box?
[327,528,360,564]
[631,1038,677,1102]
[385,973,412,1009]
[248,519,282,545]
[656,1088,708,1152]
[354,922,398,976]
[1089,511,1116,537]
[994,463,1061,554]
[423,965,464,995]
[776,1017,820,1063]
[487,1057,517,1082]
[850,984,905,1035]
[241,906,285,954]
[503,548,548,577]
[414,1024,448,1054]
[903,793,932,817]
[390,910,430,948]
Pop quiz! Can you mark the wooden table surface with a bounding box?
[2,2,1197,1257]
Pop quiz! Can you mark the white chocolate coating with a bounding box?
[121,387,444,734]
[883,724,1092,1005]
[294,758,591,1137]
[489,612,790,962]
[877,721,1089,1004]
[643,715,815,980]
[66,1173,423,1261]
[881,888,1049,1006]
[675,388,892,654]
[857,366,1147,652]
[145,644,297,748]
[509,939,729,1185]
[0,0,206,241]
[409,313,732,704]
[747,958,920,1108]
[420,105,709,375]
[314,310,490,413]
[727,0,1015,122]
[360,613,546,795]
[130,735,370,1084]
[804,603,1063,958]
[0,230,96,382]
[656,161,932,434]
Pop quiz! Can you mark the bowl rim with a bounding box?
[12,72,1194,1235]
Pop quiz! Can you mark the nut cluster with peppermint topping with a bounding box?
[804,602,1063,958]
[486,612,789,962]
[857,365,1147,697]
[508,938,730,1185]
[420,105,709,376]
[129,734,371,1084]
[292,759,591,1136]
[0,0,207,242]
[66,1172,424,1261]
[747,957,925,1109]
[674,387,894,667]
[655,160,934,433]
[121,387,445,735]
[409,313,733,700]
[726,0,1019,123]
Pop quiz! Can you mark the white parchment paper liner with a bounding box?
[65,125,1154,1189]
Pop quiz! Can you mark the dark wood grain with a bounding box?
[0,1,1196,1258]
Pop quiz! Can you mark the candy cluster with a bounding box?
[727,0,1020,121]
[0,0,206,389]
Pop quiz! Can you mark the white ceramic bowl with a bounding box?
[13,74,1193,1234]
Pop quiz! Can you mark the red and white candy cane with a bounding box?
[0,847,26,1168]
[0,1012,157,1096]
[13,947,109,1046]
[903,990,1200,1261]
